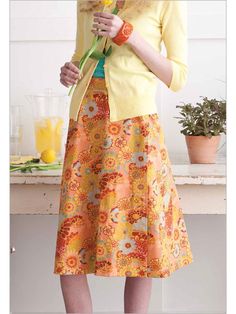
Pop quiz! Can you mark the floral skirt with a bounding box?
[53,77,194,278]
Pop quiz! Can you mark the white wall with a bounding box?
[10,0,226,157]
[160,1,226,157]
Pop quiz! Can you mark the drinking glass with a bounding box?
[10,105,23,162]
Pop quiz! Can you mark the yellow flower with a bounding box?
[101,0,113,6]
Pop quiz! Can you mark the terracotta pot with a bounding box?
[185,135,221,164]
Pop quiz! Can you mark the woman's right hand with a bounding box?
[60,62,83,87]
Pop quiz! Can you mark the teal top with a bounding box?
[92,57,105,78]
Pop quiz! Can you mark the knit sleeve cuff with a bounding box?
[168,59,188,92]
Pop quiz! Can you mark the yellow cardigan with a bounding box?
[69,0,188,122]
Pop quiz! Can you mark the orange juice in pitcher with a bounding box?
[34,116,64,154]
[25,88,68,161]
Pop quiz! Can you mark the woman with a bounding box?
[54,0,194,313]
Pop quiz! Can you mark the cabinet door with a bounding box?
[10,214,65,313]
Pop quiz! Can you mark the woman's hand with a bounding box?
[60,62,83,88]
[91,12,124,38]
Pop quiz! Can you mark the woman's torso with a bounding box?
[69,0,187,122]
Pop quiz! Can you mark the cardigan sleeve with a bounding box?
[70,1,85,65]
[160,0,188,92]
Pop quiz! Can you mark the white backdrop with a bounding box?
[10,0,226,157]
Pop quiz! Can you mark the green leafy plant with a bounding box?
[174,96,226,138]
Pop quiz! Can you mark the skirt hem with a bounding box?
[53,257,194,278]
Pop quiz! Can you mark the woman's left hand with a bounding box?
[91,12,124,39]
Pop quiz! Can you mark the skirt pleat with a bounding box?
[53,77,193,278]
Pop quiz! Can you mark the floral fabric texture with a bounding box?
[53,77,194,278]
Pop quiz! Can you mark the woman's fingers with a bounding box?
[61,66,79,80]
[67,62,84,79]
[59,61,84,87]
[60,74,76,86]
[60,71,77,83]
[92,14,124,38]
[92,23,110,31]
[64,62,84,79]
[91,29,109,36]
[60,78,70,88]
[65,62,79,74]
[93,12,114,19]
[93,17,113,26]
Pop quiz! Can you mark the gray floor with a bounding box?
[10,215,226,314]
[10,312,226,314]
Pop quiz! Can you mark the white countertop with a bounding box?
[10,155,226,214]
[10,162,226,185]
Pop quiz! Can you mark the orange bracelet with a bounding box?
[112,20,133,46]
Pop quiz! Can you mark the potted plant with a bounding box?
[175,96,226,164]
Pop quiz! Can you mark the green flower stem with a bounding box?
[68,36,103,97]
[10,163,62,173]
[80,36,103,72]
[68,5,119,97]
[10,166,24,172]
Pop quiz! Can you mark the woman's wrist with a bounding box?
[125,29,140,48]
[112,20,134,46]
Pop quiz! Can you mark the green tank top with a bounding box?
[92,57,105,78]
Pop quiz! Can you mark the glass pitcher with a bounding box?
[25,88,69,160]
[10,105,23,162]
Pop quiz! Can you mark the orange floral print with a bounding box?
[53,77,194,278]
